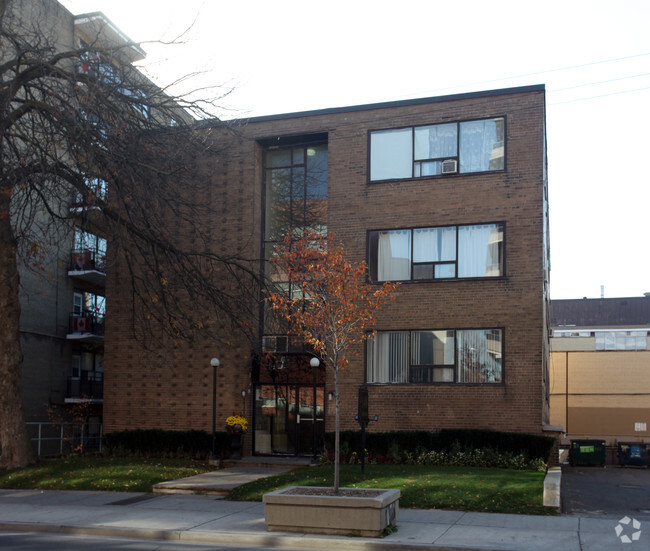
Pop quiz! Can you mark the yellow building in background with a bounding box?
[550,296,650,453]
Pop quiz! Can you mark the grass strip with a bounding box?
[0,458,551,515]
[0,456,215,493]
[227,464,553,515]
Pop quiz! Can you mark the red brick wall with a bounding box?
[104,87,549,443]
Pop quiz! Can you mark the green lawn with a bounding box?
[227,464,552,515]
[0,457,551,515]
[0,456,215,493]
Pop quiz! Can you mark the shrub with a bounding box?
[102,429,231,459]
[324,428,555,469]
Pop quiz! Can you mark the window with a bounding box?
[73,290,105,317]
[369,117,505,181]
[369,223,503,282]
[262,141,328,334]
[73,177,107,206]
[71,352,103,379]
[72,228,107,271]
[367,329,503,384]
[595,331,647,351]
[78,42,118,84]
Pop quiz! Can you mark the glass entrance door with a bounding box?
[294,385,325,455]
[253,384,324,456]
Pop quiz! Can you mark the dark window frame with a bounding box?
[367,222,505,283]
[367,115,506,183]
[365,327,505,385]
[259,136,328,339]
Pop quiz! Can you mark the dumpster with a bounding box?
[569,439,606,466]
[618,442,650,467]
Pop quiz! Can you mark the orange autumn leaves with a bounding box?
[266,231,398,371]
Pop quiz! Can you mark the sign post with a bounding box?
[356,385,378,474]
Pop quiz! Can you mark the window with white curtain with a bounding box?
[376,230,411,281]
[459,119,505,173]
[369,117,505,181]
[368,223,503,282]
[367,329,502,384]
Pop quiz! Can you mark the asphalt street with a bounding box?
[561,465,650,518]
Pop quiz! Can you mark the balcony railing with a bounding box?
[69,249,106,273]
[67,312,105,341]
[67,371,103,401]
[26,422,102,456]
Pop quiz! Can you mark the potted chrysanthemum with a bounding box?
[225,415,248,459]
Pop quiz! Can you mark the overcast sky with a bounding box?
[61,0,650,300]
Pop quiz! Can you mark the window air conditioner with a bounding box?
[262,335,288,353]
[441,159,458,174]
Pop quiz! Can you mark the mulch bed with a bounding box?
[281,487,384,497]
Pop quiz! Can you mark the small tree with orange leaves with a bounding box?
[267,231,398,492]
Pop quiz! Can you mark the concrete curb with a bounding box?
[0,521,496,551]
[543,466,562,509]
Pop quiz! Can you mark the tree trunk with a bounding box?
[0,202,35,470]
[333,367,340,493]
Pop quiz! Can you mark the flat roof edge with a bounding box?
[218,84,546,126]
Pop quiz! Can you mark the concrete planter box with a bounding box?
[263,486,400,537]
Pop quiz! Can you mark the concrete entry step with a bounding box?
[152,461,305,496]
[223,456,314,469]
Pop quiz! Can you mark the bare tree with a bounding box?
[0,0,259,469]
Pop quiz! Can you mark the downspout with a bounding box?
[565,351,569,436]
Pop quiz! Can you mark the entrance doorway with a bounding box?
[252,353,325,456]
[253,384,325,455]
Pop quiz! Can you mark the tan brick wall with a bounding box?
[550,350,650,444]
[105,88,549,444]
[550,352,650,445]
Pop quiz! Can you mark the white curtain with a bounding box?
[459,119,502,173]
[458,225,492,277]
[414,123,457,160]
[377,230,411,281]
[413,227,456,263]
[367,332,409,383]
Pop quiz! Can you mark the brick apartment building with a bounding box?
[105,84,553,457]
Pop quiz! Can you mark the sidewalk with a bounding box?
[0,466,647,551]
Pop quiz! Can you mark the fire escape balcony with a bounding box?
[66,311,105,343]
[68,249,106,287]
[66,372,103,403]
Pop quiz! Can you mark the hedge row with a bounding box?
[102,429,231,458]
[325,429,555,463]
[102,428,555,463]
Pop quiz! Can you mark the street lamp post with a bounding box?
[310,357,320,462]
[210,357,220,461]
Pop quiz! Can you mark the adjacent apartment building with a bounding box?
[13,0,146,438]
[550,295,650,447]
[104,84,553,457]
